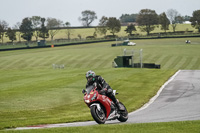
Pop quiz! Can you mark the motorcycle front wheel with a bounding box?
[90,105,106,124]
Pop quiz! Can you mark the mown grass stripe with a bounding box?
[4,57,26,69]
[0,58,12,69]
[185,57,199,70]
[14,56,43,69]
[159,55,173,69]
[152,54,163,64]
[139,53,152,63]
[0,56,20,69]
[191,57,200,69]
[147,54,161,63]
[69,54,91,68]
[173,56,187,69]
[27,55,52,68]
[104,60,116,68]
[39,54,71,68]
[53,55,72,64]
[77,54,93,68]
[38,55,61,66]
[99,55,114,68]
[168,56,183,69]
[155,54,168,65]
[164,55,181,69]
[92,55,112,68]
[79,54,103,68]
[23,56,42,68]
[179,57,193,69]
[63,54,83,68]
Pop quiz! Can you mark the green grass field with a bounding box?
[0,37,200,132]
[3,120,200,133]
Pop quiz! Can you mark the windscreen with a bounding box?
[86,85,94,95]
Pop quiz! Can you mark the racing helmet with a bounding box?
[86,70,96,83]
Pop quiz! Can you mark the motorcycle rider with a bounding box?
[83,70,123,111]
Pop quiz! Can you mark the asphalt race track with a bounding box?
[128,70,200,123]
[14,70,200,130]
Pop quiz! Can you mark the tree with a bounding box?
[20,17,33,42]
[0,20,9,43]
[46,17,63,41]
[95,16,108,36]
[166,9,181,32]
[65,22,73,40]
[190,10,200,32]
[119,14,138,23]
[183,15,191,21]
[159,12,170,33]
[79,10,97,27]
[175,16,184,24]
[13,22,22,42]
[39,18,49,40]
[136,9,159,35]
[106,17,121,36]
[124,24,136,36]
[30,16,42,41]
[6,28,16,43]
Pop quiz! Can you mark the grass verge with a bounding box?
[2,120,200,133]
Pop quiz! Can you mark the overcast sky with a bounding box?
[0,0,200,27]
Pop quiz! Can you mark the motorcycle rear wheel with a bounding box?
[117,102,128,122]
[90,105,106,124]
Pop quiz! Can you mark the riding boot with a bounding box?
[115,101,124,111]
[109,93,124,111]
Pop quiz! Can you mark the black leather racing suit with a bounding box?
[86,75,118,105]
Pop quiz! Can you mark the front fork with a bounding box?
[90,103,101,111]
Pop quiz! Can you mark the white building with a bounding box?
[183,21,191,24]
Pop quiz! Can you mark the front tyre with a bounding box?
[117,102,128,122]
[90,105,106,124]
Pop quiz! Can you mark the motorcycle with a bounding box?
[82,85,128,124]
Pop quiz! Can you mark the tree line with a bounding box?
[0,17,65,44]
[0,9,200,44]
[120,9,200,36]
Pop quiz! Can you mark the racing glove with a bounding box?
[99,88,107,94]
[82,89,86,95]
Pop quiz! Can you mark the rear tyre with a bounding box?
[117,102,128,122]
[90,105,106,124]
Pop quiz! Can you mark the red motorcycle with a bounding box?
[82,85,128,124]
